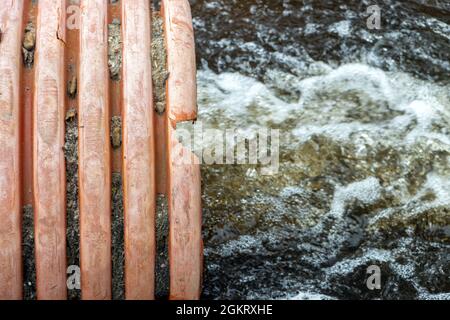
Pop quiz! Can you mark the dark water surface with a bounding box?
[187,0,449,299]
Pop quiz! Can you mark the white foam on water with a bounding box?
[325,248,392,276]
[271,63,450,147]
[303,23,320,35]
[402,100,450,145]
[423,172,450,205]
[419,292,450,300]
[293,122,383,143]
[329,177,382,218]
[204,234,262,258]
[198,62,449,149]
[328,20,352,37]
[298,63,397,107]
[287,291,336,300]
[197,69,296,122]
[369,172,450,226]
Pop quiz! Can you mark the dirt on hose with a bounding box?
[22,205,35,300]
[67,75,77,100]
[155,195,169,298]
[111,172,125,300]
[64,108,81,300]
[110,116,122,150]
[22,21,35,68]
[151,13,169,115]
[108,19,122,81]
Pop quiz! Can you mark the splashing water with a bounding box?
[187,0,450,299]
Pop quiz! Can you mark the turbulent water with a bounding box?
[186,0,450,299]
